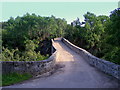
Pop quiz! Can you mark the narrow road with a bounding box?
[4,39,119,88]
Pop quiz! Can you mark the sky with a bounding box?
[0,1,119,24]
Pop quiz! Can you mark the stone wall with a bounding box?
[1,39,58,76]
[62,38,120,80]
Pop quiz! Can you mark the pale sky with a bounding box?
[0,1,119,24]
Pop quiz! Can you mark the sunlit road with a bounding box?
[3,38,119,88]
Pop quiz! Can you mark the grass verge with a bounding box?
[2,72,32,86]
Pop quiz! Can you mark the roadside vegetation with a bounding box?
[2,72,32,86]
[1,14,67,61]
[64,8,120,65]
[1,8,120,64]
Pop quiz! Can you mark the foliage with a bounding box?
[64,9,120,65]
[103,8,120,64]
[2,72,32,86]
[1,9,120,64]
[2,43,48,61]
[2,13,67,61]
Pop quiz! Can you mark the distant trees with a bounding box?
[2,13,67,61]
[83,12,110,56]
[71,18,81,27]
[102,8,120,64]
[108,8,120,46]
[64,8,120,65]
[1,8,120,64]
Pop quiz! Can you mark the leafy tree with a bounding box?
[102,8,120,64]
[108,8,120,46]
[2,13,67,61]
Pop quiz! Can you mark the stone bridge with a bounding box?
[3,38,120,88]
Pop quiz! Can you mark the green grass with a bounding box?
[2,72,32,86]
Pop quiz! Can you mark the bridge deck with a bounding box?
[4,39,119,88]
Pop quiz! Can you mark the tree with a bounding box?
[2,13,67,61]
[102,8,120,64]
[108,8,120,46]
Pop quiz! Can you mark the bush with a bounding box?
[1,41,49,61]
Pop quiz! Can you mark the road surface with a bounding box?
[4,39,119,88]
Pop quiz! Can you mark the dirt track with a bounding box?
[4,39,119,88]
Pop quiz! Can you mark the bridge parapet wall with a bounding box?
[62,38,120,80]
[1,39,58,77]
